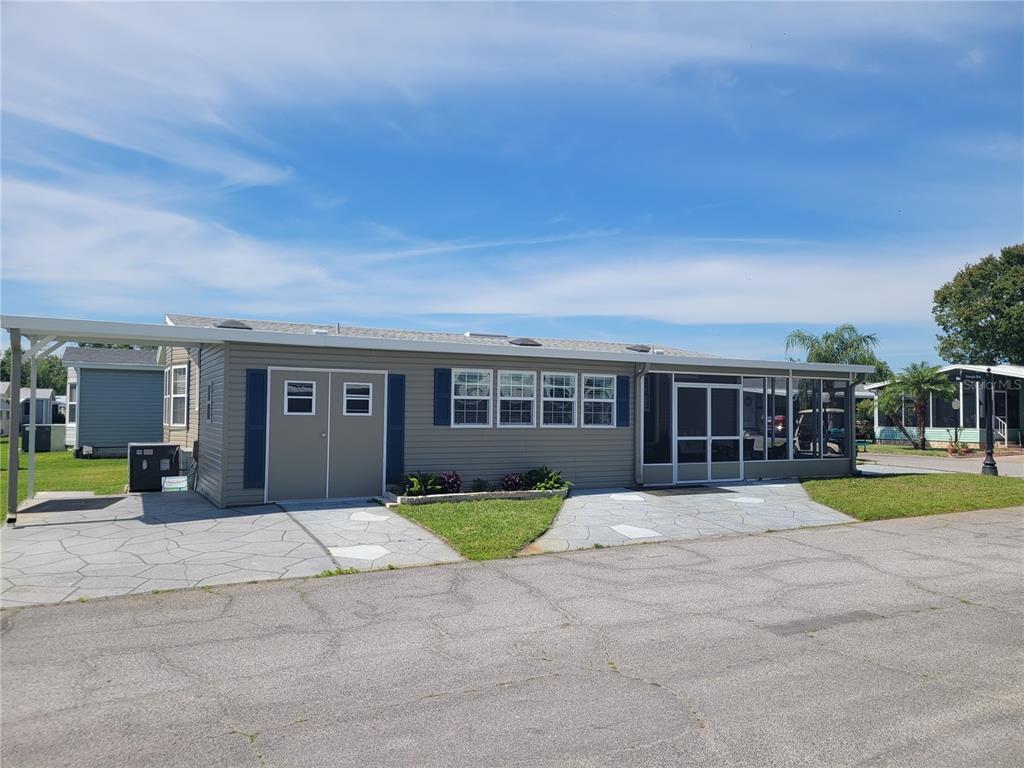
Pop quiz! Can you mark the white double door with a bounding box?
[673,383,743,483]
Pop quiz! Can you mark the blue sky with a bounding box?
[2,2,1021,368]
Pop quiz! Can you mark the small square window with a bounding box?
[285,381,316,415]
[343,382,372,416]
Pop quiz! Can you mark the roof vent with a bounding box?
[651,348,666,355]
[215,319,251,330]
[464,332,508,339]
[626,344,653,353]
[509,337,542,347]
[310,328,330,335]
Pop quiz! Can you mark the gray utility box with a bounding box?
[127,443,181,492]
[21,425,52,453]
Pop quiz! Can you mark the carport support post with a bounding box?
[6,330,21,525]
[27,351,37,501]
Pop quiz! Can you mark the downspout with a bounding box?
[634,363,649,487]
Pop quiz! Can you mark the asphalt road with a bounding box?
[3,507,1022,767]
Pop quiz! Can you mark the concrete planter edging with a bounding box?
[391,488,569,506]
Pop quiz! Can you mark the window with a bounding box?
[67,382,77,425]
[792,378,821,458]
[821,379,849,458]
[452,369,491,426]
[164,365,188,427]
[343,382,372,415]
[742,377,765,461]
[643,373,672,464]
[497,371,535,427]
[205,382,213,423]
[766,377,789,459]
[542,372,577,427]
[284,380,315,415]
[582,375,616,427]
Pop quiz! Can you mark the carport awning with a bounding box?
[1,315,233,347]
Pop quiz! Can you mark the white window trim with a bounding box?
[582,374,617,428]
[496,370,536,428]
[67,382,78,425]
[284,379,317,416]
[342,382,373,416]
[541,371,578,428]
[451,368,493,428]
[166,364,188,428]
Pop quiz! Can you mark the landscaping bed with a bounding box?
[803,473,1024,521]
[397,496,563,560]
[391,488,567,505]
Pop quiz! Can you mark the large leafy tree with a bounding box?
[933,244,1024,364]
[785,323,892,382]
[876,362,956,450]
[1,350,68,394]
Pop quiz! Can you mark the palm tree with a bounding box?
[785,324,891,382]
[876,362,956,450]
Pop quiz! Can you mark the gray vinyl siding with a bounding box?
[220,342,637,506]
[77,368,163,451]
[195,344,227,506]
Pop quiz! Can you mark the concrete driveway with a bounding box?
[528,480,852,553]
[1,492,459,608]
[859,452,1024,478]
[2,506,1020,767]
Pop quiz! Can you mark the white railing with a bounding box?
[995,416,1008,445]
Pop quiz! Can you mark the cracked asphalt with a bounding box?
[2,506,1022,767]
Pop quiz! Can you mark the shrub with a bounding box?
[523,466,569,491]
[470,477,489,492]
[403,471,442,497]
[439,470,463,494]
[500,472,526,491]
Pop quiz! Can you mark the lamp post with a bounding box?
[981,367,999,476]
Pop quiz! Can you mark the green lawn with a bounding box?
[862,443,950,456]
[0,437,126,521]
[397,496,563,560]
[803,473,1024,521]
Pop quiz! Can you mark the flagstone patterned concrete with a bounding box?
[280,499,462,570]
[527,481,853,553]
[1,492,460,608]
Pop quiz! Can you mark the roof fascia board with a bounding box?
[61,362,164,372]
[2,314,874,374]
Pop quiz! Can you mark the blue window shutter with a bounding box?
[616,375,631,427]
[433,368,451,426]
[243,369,267,488]
[386,374,406,484]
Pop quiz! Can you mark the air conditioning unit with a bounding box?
[127,443,181,492]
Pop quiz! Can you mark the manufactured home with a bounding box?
[866,364,1023,448]
[3,314,872,509]
[61,347,164,457]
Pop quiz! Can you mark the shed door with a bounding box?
[327,372,386,497]
[267,370,330,501]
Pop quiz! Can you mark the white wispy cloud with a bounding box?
[2,2,1011,184]
[1,178,986,326]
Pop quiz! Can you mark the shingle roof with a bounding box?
[62,347,159,366]
[165,314,709,358]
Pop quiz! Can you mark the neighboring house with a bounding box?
[0,381,55,444]
[147,313,870,508]
[61,347,164,457]
[865,364,1023,448]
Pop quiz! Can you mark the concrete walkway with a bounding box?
[1,492,460,607]
[527,481,852,553]
[859,452,1024,478]
[280,499,461,570]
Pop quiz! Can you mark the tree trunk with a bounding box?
[891,415,917,447]
[916,399,928,450]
